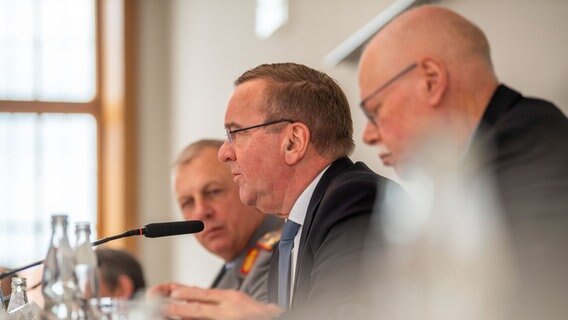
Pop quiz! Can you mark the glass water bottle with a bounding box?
[73,222,102,320]
[6,277,35,320]
[41,214,84,320]
[7,277,29,311]
[1,281,5,311]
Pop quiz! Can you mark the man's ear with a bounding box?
[115,274,135,299]
[419,57,447,107]
[283,122,310,166]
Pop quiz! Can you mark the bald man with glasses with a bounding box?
[358,5,568,318]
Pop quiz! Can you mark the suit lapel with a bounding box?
[210,265,227,288]
[267,245,280,304]
[290,157,353,306]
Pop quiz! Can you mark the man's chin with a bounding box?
[392,159,421,181]
[205,242,231,258]
[393,157,444,181]
[378,155,407,178]
[238,190,257,208]
[393,163,412,180]
[239,188,278,213]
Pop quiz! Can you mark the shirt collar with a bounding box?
[224,260,237,270]
[287,165,331,226]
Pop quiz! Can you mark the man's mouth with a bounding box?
[205,226,224,238]
[379,153,393,165]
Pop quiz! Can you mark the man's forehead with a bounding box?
[358,53,386,93]
[360,47,407,84]
[180,156,230,182]
[232,79,269,101]
[225,80,268,125]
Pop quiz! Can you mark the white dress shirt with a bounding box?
[285,165,330,301]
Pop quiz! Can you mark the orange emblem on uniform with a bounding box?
[240,248,260,275]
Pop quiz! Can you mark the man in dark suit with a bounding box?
[358,5,568,318]
[266,157,382,314]
[152,63,392,319]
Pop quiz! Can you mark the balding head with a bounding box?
[390,7,487,60]
[358,5,499,176]
[361,5,495,88]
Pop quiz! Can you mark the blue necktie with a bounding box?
[278,219,301,309]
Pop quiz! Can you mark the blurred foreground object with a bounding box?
[6,277,41,320]
[91,296,161,320]
[365,137,515,320]
[7,277,30,314]
[0,268,14,310]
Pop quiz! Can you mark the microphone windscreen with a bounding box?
[143,220,204,238]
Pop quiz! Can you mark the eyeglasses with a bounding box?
[225,119,295,143]
[359,62,418,126]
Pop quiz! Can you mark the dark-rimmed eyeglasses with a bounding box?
[359,62,418,126]
[225,119,295,143]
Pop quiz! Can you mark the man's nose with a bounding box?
[218,140,236,163]
[192,198,213,221]
[362,121,381,146]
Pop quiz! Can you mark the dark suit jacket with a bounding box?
[268,157,396,317]
[211,215,282,302]
[467,84,568,318]
[469,84,568,217]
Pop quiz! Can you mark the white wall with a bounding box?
[137,0,568,287]
[137,0,175,286]
[446,0,568,108]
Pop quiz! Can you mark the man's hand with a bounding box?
[148,283,283,320]
[147,282,178,298]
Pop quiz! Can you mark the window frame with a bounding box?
[0,0,138,253]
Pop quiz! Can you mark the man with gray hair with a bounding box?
[152,139,282,302]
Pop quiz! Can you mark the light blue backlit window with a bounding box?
[0,0,98,267]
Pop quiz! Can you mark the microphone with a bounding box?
[92,220,205,245]
[0,220,204,280]
[143,220,204,238]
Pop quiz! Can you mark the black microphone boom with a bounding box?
[0,220,204,280]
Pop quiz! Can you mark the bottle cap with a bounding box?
[11,276,27,289]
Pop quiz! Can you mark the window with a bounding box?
[0,113,97,266]
[0,0,137,268]
[0,0,96,102]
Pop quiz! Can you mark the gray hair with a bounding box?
[172,139,224,171]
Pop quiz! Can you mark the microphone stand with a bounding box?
[0,229,143,281]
